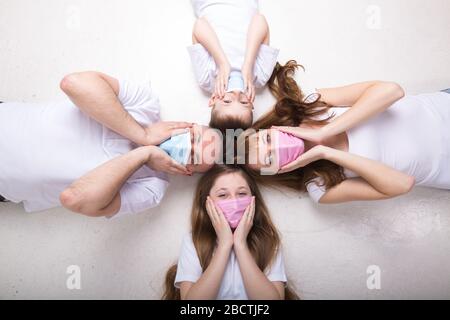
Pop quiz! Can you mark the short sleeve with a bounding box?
[118,79,161,126]
[306,177,327,203]
[174,234,203,288]
[114,177,169,217]
[187,43,216,93]
[253,44,280,88]
[266,248,288,283]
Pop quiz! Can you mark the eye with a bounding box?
[266,133,271,144]
[224,100,232,103]
[217,194,226,198]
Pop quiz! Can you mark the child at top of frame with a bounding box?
[188,0,279,131]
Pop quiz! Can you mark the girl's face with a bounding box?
[247,129,280,173]
[209,172,252,201]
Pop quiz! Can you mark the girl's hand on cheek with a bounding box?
[278,145,329,174]
[272,125,328,145]
[233,197,255,248]
[206,197,234,249]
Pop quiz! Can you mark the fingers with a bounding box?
[214,78,221,99]
[278,160,301,174]
[236,196,255,233]
[244,197,255,222]
[278,153,313,174]
[169,160,191,176]
[220,74,227,97]
[215,77,225,98]
[244,76,255,103]
[247,84,255,103]
[271,126,298,135]
[168,122,194,129]
[248,197,255,221]
[171,128,191,137]
[206,197,219,225]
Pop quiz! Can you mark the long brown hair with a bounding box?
[163,165,299,300]
[242,60,345,192]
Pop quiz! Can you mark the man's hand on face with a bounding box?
[144,146,192,176]
[143,121,193,146]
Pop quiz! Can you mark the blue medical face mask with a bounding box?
[158,131,192,165]
[227,71,245,93]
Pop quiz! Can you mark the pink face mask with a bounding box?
[215,197,253,229]
[275,130,305,168]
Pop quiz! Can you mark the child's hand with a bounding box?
[206,196,234,249]
[215,62,231,98]
[241,66,255,103]
[233,197,255,248]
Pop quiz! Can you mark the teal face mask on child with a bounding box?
[159,131,192,165]
[227,71,245,93]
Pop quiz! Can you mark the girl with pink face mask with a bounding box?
[240,60,450,204]
[163,165,298,300]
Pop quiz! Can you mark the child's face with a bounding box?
[209,172,252,202]
[209,91,253,123]
[186,125,222,173]
[246,129,280,175]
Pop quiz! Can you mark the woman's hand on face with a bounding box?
[233,197,255,248]
[215,62,231,98]
[278,145,329,174]
[145,146,192,176]
[206,197,234,249]
[241,66,255,103]
[272,125,328,145]
[144,121,193,146]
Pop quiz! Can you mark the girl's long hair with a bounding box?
[162,165,299,300]
[242,60,345,192]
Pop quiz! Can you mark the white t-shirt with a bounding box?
[0,80,169,215]
[174,233,287,300]
[307,92,450,203]
[188,0,280,93]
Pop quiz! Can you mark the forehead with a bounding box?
[212,173,249,190]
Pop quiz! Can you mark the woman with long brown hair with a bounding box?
[162,165,298,300]
[239,60,450,204]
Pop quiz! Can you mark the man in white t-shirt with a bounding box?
[0,71,221,218]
